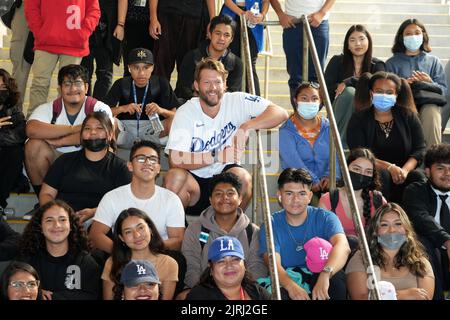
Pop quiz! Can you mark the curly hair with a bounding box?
[110,208,166,300]
[366,202,428,277]
[19,200,90,257]
[0,68,20,108]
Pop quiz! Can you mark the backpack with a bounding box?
[120,76,160,104]
[192,48,236,73]
[1,0,19,29]
[51,96,98,124]
[198,223,255,252]
[329,189,383,213]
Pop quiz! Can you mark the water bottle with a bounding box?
[247,2,260,29]
[147,114,164,136]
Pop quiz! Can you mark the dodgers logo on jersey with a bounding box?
[190,122,237,152]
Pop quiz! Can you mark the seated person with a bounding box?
[175,15,243,102]
[180,172,267,298]
[104,48,180,148]
[0,69,26,215]
[403,143,450,299]
[186,236,271,300]
[348,71,426,203]
[164,58,288,218]
[258,168,350,300]
[386,19,447,147]
[0,261,42,300]
[90,140,185,252]
[117,260,161,300]
[102,208,178,300]
[18,200,101,300]
[279,81,340,195]
[39,112,131,223]
[0,219,21,261]
[319,148,386,240]
[324,24,385,146]
[25,64,113,199]
[346,203,435,300]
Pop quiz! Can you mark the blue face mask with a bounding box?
[403,34,423,52]
[297,101,320,120]
[377,233,407,250]
[372,93,397,112]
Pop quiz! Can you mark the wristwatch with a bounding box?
[322,266,333,276]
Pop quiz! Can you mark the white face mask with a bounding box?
[297,101,320,120]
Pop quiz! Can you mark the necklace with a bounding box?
[285,215,309,252]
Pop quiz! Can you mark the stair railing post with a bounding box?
[301,15,381,300]
[240,13,281,300]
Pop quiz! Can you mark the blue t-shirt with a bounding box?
[258,207,344,269]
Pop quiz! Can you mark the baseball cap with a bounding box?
[128,48,154,65]
[304,237,333,273]
[208,236,245,263]
[120,260,161,287]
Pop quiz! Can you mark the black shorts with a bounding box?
[185,163,243,216]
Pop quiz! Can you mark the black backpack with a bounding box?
[198,223,255,252]
[329,189,383,213]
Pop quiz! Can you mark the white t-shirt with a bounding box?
[28,98,113,153]
[285,0,330,20]
[93,184,185,240]
[165,92,270,178]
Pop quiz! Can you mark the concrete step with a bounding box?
[333,2,449,14]
[330,12,450,25]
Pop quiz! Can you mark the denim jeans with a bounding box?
[283,20,329,97]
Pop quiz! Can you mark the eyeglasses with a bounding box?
[9,280,40,290]
[132,155,159,165]
[61,80,84,88]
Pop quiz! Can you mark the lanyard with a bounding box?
[132,81,149,138]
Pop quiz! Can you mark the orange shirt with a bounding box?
[291,114,321,146]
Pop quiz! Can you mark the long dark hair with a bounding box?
[342,25,373,78]
[354,71,417,114]
[392,18,431,54]
[110,208,166,300]
[0,261,43,300]
[80,111,117,151]
[19,200,90,257]
[366,203,428,277]
[0,68,20,108]
[347,148,381,226]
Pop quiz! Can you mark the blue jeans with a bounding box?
[283,20,329,96]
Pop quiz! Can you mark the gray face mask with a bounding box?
[377,233,407,250]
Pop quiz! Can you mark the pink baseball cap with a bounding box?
[304,237,333,273]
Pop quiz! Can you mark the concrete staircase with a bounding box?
[2,0,450,231]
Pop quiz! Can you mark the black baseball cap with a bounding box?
[128,48,154,65]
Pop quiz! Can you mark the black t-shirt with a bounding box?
[22,250,100,300]
[104,75,180,120]
[44,150,132,211]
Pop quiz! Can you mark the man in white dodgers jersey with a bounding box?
[164,58,288,220]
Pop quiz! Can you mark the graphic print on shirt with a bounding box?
[190,121,237,152]
[65,265,81,290]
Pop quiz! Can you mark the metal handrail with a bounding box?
[240,13,281,301]
[300,15,381,300]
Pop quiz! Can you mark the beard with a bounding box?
[429,179,450,192]
[198,89,223,107]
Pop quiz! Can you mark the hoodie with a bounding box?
[25,0,100,57]
[181,206,268,288]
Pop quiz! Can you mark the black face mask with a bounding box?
[0,90,9,104]
[82,138,108,152]
[350,171,373,191]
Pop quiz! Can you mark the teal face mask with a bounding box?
[403,34,423,51]
[297,102,320,120]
